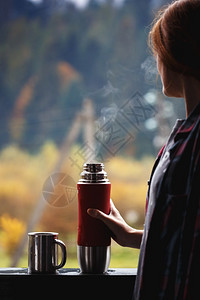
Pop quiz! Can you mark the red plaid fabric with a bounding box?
[134,103,200,299]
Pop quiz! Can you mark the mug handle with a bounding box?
[53,239,67,270]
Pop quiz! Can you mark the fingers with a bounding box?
[87,208,109,220]
[87,208,118,242]
[87,201,142,248]
[87,208,116,232]
[87,199,113,219]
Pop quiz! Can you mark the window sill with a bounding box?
[0,268,137,299]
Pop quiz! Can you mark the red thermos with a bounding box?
[77,163,111,273]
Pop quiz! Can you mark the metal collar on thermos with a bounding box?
[79,163,109,183]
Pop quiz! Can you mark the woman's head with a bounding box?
[149,0,200,96]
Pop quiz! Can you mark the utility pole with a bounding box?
[82,98,96,161]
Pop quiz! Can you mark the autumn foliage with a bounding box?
[0,142,153,254]
[0,214,25,255]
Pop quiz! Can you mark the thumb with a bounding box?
[87,208,109,221]
[87,208,117,242]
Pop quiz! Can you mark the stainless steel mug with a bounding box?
[28,232,67,274]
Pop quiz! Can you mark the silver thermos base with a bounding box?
[77,245,111,274]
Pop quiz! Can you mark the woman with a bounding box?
[88,0,200,299]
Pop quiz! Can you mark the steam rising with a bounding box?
[141,56,158,82]
[83,57,158,163]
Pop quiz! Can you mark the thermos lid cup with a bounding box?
[79,163,109,183]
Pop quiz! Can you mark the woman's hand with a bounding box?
[87,199,143,249]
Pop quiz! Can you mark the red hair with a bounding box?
[149,0,200,80]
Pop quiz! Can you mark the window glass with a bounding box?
[0,0,185,268]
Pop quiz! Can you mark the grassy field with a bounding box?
[0,241,140,269]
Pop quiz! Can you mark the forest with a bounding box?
[0,0,180,153]
[0,0,185,267]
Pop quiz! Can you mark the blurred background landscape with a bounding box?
[0,0,185,268]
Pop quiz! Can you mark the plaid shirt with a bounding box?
[134,102,200,299]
